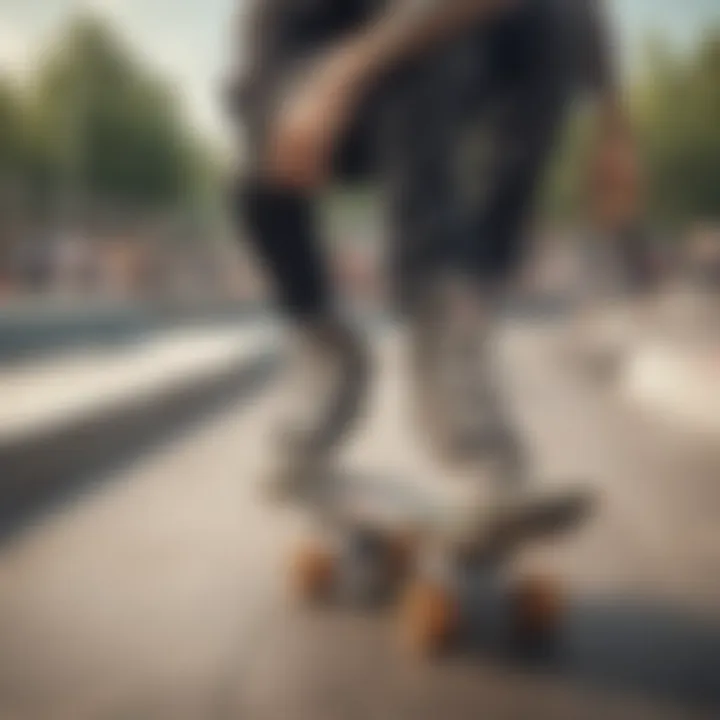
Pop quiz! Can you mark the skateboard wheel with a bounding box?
[512,575,563,640]
[399,580,459,656]
[291,544,336,603]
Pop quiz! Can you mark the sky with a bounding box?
[0,0,719,143]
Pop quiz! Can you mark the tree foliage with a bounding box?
[634,30,720,224]
[0,77,24,174]
[545,27,720,228]
[1,14,213,221]
[2,15,718,232]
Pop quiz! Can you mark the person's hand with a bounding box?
[588,101,645,230]
[265,49,365,189]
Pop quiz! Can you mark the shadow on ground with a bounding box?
[559,594,719,710]
[234,590,720,719]
[448,589,720,714]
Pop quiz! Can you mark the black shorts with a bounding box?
[230,0,580,305]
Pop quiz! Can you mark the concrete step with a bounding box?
[0,322,280,518]
[0,298,266,362]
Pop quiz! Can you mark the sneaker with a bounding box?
[409,274,524,477]
[265,318,370,500]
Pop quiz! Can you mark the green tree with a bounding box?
[544,28,720,229]
[635,30,720,224]
[25,14,209,219]
[0,76,23,176]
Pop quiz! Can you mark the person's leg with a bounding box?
[382,68,593,552]
[442,0,578,470]
[379,46,490,464]
[233,176,371,497]
[233,179,330,320]
[434,106,567,490]
[378,49,521,483]
[228,0,379,496]
[382,47,475,316]
[385,2,572,476]
[229,0,378,320]
[350,7,594,555]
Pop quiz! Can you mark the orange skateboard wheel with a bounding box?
[399,580,459,656]
[291,543,336,603]
[512,574,563,640]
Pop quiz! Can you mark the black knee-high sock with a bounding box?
[233,179,331,320]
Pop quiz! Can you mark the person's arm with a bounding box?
[583,0,644,231]
[326,0,518,94]
[266,0,517,188]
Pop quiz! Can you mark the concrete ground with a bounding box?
[0,319,719,720]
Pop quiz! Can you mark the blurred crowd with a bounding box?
[0,222,261,305]
[2,219,720,312]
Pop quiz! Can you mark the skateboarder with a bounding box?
[227,0,628,526]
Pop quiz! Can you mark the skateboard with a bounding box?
[287,468,595,656]
[289,470,436,606]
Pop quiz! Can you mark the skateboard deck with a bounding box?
[287,467,595,653]
[292,467,592,555]
[288,469,436,605]
[293,468,438,535]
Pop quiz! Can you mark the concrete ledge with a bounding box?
[0,299,267,362]
[0,325,279,522]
